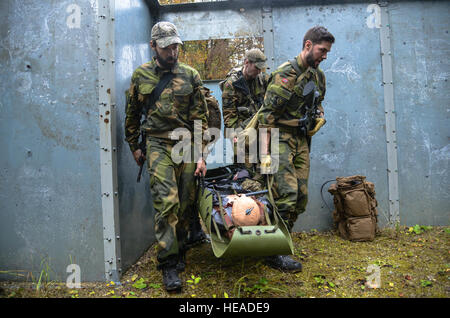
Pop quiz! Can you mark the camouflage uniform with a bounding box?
[220,68,269,129]
[258,55,326,231]
[125,58,209,267]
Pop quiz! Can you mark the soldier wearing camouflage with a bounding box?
[124,22,208,291]
[258,27,334,231]
[220,48,269,130]
[258,54,325,231]
[258,26,334,231]
[125,61,209,152]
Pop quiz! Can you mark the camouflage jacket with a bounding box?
[125,58,209,153]
[257,55,326,130]
[220,67,269,129]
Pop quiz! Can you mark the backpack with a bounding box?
[327,175,379,241]
[199,86,221,131]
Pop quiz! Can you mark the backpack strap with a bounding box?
[142,71,175,116]
[289,58,302,76]
[289,58,321,84]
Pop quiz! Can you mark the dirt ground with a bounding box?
[0,226,448,299]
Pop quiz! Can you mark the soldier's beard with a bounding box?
[155,50,177,70]
[306,50,317,69]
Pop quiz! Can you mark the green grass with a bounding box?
[1,226,449,298]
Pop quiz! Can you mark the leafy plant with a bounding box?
[408,225,432,235]
[35,258,54,292]
[187,274,202,290]
[314,275,326,285]
[125,291,138,298]
[148,283,161,289]
[243,277,285,295]
[187,274,202,285]
[313,274,336,290]
[132,278,147,289]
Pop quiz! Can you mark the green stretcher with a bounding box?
[197,165,294,258]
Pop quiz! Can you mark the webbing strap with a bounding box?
[213,188,231,231]
[142,71,175,116]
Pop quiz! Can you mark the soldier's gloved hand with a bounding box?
[307,118,326,137]
[133,149,145,166]
[260,154,272,175]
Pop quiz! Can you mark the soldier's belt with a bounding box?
[276,119,305,136]
[277,119,300,127]
[146,131,179,144]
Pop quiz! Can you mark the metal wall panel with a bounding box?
[114,0,156,272]
[0,0,104,281]
[389,1,450,226]
[161,8,263,41]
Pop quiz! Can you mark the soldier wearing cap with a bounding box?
[220,48,270,130]
[258,26,335,272]
[124,21,209,292]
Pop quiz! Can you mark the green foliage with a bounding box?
[420,280,432,287]
[187,274,201,285]
[408,225,433,235]
[132,278,147,289]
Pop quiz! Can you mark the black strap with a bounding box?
[142,71,175,116]
[289,58,302,76]
[320,179,336,213]
[232,72,260,115]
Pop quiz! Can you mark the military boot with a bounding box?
[161,265,182,292]
[186,212,208,248]
[264,255,303,273]
[176,249,186,273]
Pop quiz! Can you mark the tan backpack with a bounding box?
[327,175,379,241]
[200,86,222,131]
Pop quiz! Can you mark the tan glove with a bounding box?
[260,154,272,175]
[307,118,326,136]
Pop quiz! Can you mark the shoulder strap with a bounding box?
[289,58,302,76]
[232,72,260,113]
[232,72,251,96]
[289,58,312,85]
[142,71,175,116]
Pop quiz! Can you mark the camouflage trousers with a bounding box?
[146,136,197,268]
[271,131,310,232]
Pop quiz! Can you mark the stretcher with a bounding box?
[197,165,294,258]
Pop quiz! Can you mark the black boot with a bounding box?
[176,249,186,273]
[161,265,182,292]
[264,255,303,273]
[186,212,208,248]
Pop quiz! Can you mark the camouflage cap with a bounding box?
[245,48,267,70]
[151,22,183,48]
